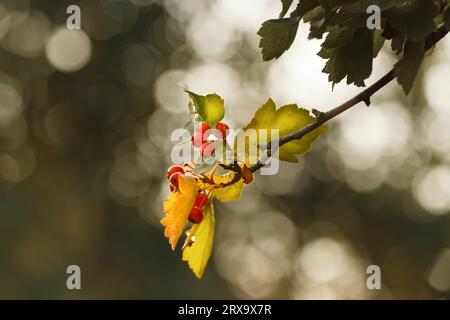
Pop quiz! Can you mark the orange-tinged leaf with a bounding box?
[161,175,199,250]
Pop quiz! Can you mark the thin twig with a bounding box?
[250,25,449,173]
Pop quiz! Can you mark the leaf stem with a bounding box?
[250,25,449,173]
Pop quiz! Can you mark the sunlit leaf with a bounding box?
[199,171,245,202]
[213,179,244,202]
[240,98,327,163]
[161,175,199,250]
[182,203,215,278]
[186,91,225,126]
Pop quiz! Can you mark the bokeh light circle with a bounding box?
[46,28,92,72]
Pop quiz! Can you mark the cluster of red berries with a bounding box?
[166,165,209,224]
[191,122,229,157]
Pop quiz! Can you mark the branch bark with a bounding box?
[250,25,449,173]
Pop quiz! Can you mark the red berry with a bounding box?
[188,206,203,224]
[200,141,215,157]
[215,122,229,139]
[191,131,204,148]
[195,192,208,207]
[169,172,182,188]
[196,122,211,135]
[167,165,184,180]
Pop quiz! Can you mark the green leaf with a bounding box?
[259,0,324,61]
[186,91,225,126]
[306,6,330,40]
[321,27,374,87]
[280,0,295,18]
[394,40,425,94]
[182,203,215,278]
[257,18,299,61]
[386,0,439,41]
[302,5,325,23]
[241,98,327,163]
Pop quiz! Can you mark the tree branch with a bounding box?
[250,25,449,173]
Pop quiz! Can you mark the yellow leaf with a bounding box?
[214,180,244,202]
[182,203,215,278]
[161,175,199,250]
[199,171,245,202]
[240,98,327,163]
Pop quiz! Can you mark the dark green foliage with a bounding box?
[321,27,374,87]
[257,18,299,61]
[385,0,439,41]
[394,40,425,94]
[258,0,448,94]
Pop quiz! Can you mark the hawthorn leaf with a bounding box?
[345,28,374,86]
[161,175,199,250]
[241,98,327,163]
[186,91,225,126]
[321,26,374,87]
[213,176,244,202]
[258,0,323,60]
[394,40,425,94]
[257,18,299,61]
[302,4,325,23]
[182,203,215,278]
[198,171,244,202]
[386,0,439,42]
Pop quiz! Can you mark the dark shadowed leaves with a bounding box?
[321,26,374,87]
[259,0,443,93]
[394,40,425,94]
[386,0,439,41]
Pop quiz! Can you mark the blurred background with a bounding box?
[0,0,449,299]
